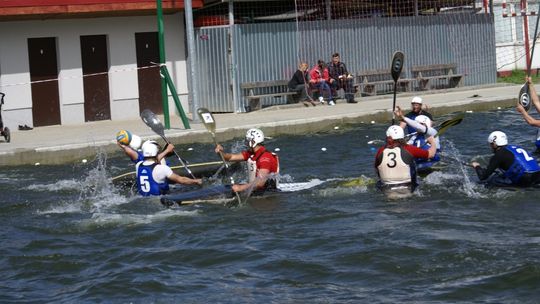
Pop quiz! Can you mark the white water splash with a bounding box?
[78,149,130,213]
[37,202,83,215]
[441,140,486,199]
[26,179,81,191]
[80,209,199,227]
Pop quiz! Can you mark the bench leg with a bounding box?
[419,79,429,91]
[449,77,463,88]
[248,98,261,112]
[363,84,376,96]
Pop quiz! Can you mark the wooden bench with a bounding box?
[355,69,413,96]
[411,63,464,91]
[240,80,298,111]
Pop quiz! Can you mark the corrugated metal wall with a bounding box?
[194,14,496,113]
[194,26,231,112]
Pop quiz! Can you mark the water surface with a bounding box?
[1,109,539,303]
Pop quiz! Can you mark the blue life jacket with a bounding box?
[412,134,440,170]
[137,163,170,196]
[405,113,419,135]
[502,145,540,183]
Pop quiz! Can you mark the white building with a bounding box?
[0,1,200,129]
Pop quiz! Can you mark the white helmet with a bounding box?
[245,128,265,148]
[411,96,423,104]
[129,134,142,150]
[414,115,432,127]
[487,131,508,146]
[141,140,160,158]
[386,125,405,140]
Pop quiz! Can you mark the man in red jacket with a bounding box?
[215,128,279,195]
[309,59,335,105]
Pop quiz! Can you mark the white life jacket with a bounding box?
[247,151,279,188]
[377,147,411,185]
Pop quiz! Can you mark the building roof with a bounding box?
[0,0,204,21]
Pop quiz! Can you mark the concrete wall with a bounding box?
[0,13,189,130]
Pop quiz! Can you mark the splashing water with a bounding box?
[443,140,485,198]
[79,149,130,212]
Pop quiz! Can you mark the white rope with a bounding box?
[0,63,161,89]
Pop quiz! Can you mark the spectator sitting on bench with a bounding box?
[328,52,357,104]
[309,59,335,106]
[288,62,311,104]
[399,96,434,135]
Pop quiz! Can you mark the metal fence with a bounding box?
[194,13,496,112]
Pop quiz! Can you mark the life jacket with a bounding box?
[536,129,540,149]
[501,145,540,184]
[411,134,440,169]
[377,146,415,186]
[136,162,170,196]
[247,149,279,191]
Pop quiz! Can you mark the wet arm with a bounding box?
[118,143,139,161]
[168,173,202,186]
[425,136,437,158]
[473,157,500,181]
[519,107,540,127]
[215,144,245,162]
[232,169,270,192]
[157,143,175,163]
[528,78,540,113]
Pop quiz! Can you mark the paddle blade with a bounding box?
[140,109,165,137]
[518,84,532,112]
[437,113,465,136]
[197,107,217,135]
[391,51,405,82]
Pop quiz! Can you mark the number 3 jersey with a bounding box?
[374,144,429,185]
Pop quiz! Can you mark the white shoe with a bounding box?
[318,96,325,104]
[328,100,336,106]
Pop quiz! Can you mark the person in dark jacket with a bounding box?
[471,131,540,187]
[327,53,357,103]
[288,62,310,104]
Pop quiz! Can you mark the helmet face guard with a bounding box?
[141,140,160,158]
[487,131,508,147]
[245,128,264,148]
[386,125,405,140]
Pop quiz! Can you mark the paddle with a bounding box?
[197,107,242,205]
[436,113,464,137]
[140,109,196,179]
[390,51,405,125]
[367,113,464,145]
[519,2,540,112]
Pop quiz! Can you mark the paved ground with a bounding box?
[0,83,525,166]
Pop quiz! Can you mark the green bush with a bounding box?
[497,69,540,84]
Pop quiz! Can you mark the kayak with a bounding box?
[160,179,326,207]
[111,161,241,189]
[417,160,447,176]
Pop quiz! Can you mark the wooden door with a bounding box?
[80,35,111,122]
[28,37,61,127]
[135,32,163,114]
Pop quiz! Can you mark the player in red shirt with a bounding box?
[215,128,279,195]
[374,125,437,198]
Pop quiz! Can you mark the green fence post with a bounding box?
[161,66,191,129]
[156,0,170,129]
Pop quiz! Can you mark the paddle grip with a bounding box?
[212,135,242,204]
